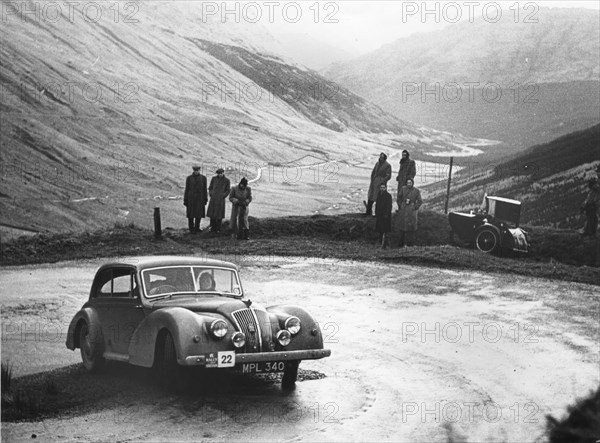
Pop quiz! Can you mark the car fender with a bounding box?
[128,307,219,367]
[267,305,325,351]
[65,307,103,351]
[476,223,502,237]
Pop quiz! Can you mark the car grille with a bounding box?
[232,308,270,352]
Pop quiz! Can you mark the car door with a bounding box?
[92,267,145,359]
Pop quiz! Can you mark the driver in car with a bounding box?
[198,272,216,291]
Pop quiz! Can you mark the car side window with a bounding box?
[94,269,138,298]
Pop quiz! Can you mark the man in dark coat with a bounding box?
[364,153,392,216]
[375,184,393,248]
[398,178,422,247]
[183,165,208,233]
[396,150,417,210]
[229,177,252,240]
[207,168,231,233]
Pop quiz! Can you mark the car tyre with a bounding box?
[159,332,189,392]
[282,360,300,390]
[79,322,104,372]
[475,227,500,254]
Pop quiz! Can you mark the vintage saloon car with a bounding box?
[66,256,331,388]
[448,195,529,254]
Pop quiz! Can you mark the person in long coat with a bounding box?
[229,177,252,240]
[183,165,208,233]
[375,184,393,248]
[579,176,600,236]
[207,168,231,233]
[396,150,416,210]
[365,153,392,216]
[398,178,422,247]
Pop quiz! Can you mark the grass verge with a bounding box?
[1,214,598,285]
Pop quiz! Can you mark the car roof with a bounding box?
[98,256,239,271]
[487,196,521,206]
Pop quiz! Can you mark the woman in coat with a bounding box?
[365,153,392,216]
[398,178,422,247]
[396,150,416,210]
[207,168,231,233]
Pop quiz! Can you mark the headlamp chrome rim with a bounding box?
[210,319,228,339]
[284,316,301,335]
[276,330,291,346]
[231,331,246,348]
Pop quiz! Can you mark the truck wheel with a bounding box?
[79,322,104,372]
[282,360,300,390]
[476,227,500,254]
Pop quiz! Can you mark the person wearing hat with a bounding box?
[396,150,416,210]
[229,177,252,240]
[183,165,208,233]
[364,153,392,216]
[207,168,231,233]
[579,175,600,236]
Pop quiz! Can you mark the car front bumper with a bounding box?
[183,349,331,366]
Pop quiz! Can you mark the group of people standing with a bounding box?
[365,150,422,248]
[183,166,252,240]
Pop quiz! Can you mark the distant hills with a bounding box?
[426,124,600,229]
[0,2,488,234]
[325,7,600,159]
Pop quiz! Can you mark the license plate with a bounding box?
[205,351,235,368]
[241,361,285,374]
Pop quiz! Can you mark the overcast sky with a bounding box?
[261,1,600,55]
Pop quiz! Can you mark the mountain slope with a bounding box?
[426,124,600,229]
[0,2,491,234]
[325,7,600,157]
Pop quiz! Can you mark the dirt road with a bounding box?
[1,256,598,442]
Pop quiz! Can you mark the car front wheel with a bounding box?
[475,227,500,254]
[79,322,104,372]
[158,332,189,391]
[282,360,300,390]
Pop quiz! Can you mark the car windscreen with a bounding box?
[141,266,242,298]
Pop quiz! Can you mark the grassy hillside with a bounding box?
[425,124,600,229]
[0,2,491,234]
[193,39,414,134]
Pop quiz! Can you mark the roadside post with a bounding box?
[154,207,162,238]
[444,156,454,214]
[445,157,454,244]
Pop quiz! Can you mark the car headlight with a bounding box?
[210,319,228,339]
[284,316,301,335]
[277,330,291,346]
[231,332,246,348]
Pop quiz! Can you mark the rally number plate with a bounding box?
[205,351,235,368]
